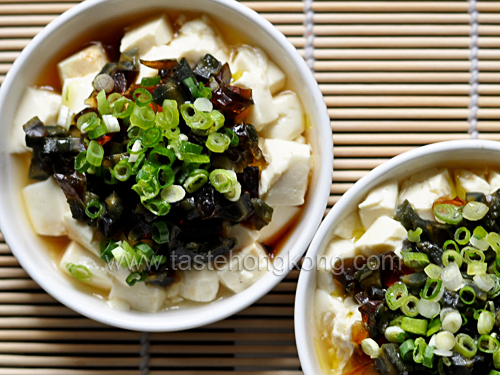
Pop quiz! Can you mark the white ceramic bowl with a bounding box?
[0,0,331,331]
[295,140,500,374]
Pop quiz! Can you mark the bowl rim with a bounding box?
[0,0,333,331]
[294,139,500,374]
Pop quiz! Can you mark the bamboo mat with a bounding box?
[0,0,499,374]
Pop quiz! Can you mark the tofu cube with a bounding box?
[261,92,305,141]
[354,216,407,256]
[109,280,168,313]
[398,168,453,221]
[58,43,108,82]
[259,139,311,206]
[490,171,500,194]
[258,205,301,243]
[22,177,69,236]
[179,267,219,302]
[229,224,259,251]
[317,238,355,294]
[217,242,269,293]
[62,212,103,257]
[358,179,398,228]
[9,87,61,154]
[120,15,174,56]
[267,60,286,95]
[332,211,363,240]
[60,241,113,291]
[455,169,490,195]
[61,72,96,114]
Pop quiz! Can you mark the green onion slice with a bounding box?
[113,97,134,119]
[224,127,239,147]
[206,132,231,153]
[156,165,175,189]
[402,317,428,335]
[149,146,176,166]
[401,295,419,317]
[142,197,170,216]
[413,337,427,363]
[133,88,153,107]
[141,126,162,148]
[183,169,209,193]
[443,239,460,252]
[132,176,160,201]
[85,199,103,220]
[442,249,463,267]
[463,201,489,221]
[130,104,155,129]
[151,221,170,244]
[66,263,92,282]
[161,185,186,203]
[386,282,409,310]
[408,227,423,243]
[126,271,147,286]
[97,89,111,115]
[454,333,477,359]
[75,151,90,173]
[400,339,415,361]
[113,159,132,182]
[423,345,435,369]
[421,279,443,300]
[478,310,495,335]
[209,169,238,194]
[141,75,161,87]
[100,239,118,263]
[434,204,463,225]
[88,119,107,140]
[459,285,477,305]
[402,252,430,269]
[478,334,500,353]
[461,246,486,264]
[427,317,442,336]
[86,140,104,167]
[455,227,471,245]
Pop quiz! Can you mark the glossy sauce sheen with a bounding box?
[24,12,307,303]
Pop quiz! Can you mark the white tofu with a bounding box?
[61,72,96,114]
[60,241,113,291]
[294,135,307,144]
[179,267,219,302]
[233,71,278,131]
[109,280,167,313]
[267,60,286,95]
[107,299,130,311]
[259,139,311,206]
[358,179,398,228]
[9,88,61,154]
[22,177,69,236]
[120,15,173,56]
[333,211,363,240]
[258,205,300,243]
[169,17,229,66]
[455,169,490,195]
[58,43,108,82]
[489,171,500,194]
[62,212,103,257]
[354,216,407,256]
[398,168,453,221]
[136,45,180,83]
[217,242,269,293]
[229,224,259,251]
[317,238,355,294]
[261,92,304,141]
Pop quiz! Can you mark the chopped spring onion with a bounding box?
[113,98,134,118]
[112,242,137,269]
[99,239,118,263]
[85,199,103,220]
[488,275,500,299]
[142,197,170,216]
[400,339,415,361]
[459,285,477,305]
[418,298,441,319]
[149,146,176,166]
[423,345,435,368]
[491,371,500,375]
[441,261,463,291]
[421,278,443,301]
[127,139,146,156]
[183,169,209,193]
[408,227,423,243]
[402,317,428,335]
[206,132,231,153]
[224,182,242,202]
[194,97,213,112]
[225,127,239,147]
[66,263,92,282]
[133,88,153,107]
[487,232,500,252]
[86,140,104,167]
[361,338,381,359]
[77,112,99,133]
[151,221,170,244]
[75,151,90,173]
[461,246,486,264]
[180,152,210,164]
[427,317,442,336]
[478,334,500,353]
[434,204,463,225]
[401,295,419,317]
[413,337,427,363]
[454,333,477,359]
[435,349,453,358]
[209,110,225,132]
[132,176,160,201]
[130,105,155,129]
[441,309,462,333]
[183,77,212,99]
[442,249,463,268]
[107,92,122,107]
[88,119,108,140]
[113,159,132,182]
[209,169,238,194]
[102,114,121,133]
[443,239,460,252]
[180,141,203,155]
[425,264,442,279]
[180,103,213,131]
[134,242,154,263]
[141,75,161,87]
[141,126,162,148]
[467,261,488,275]
[156,100,179,131]
[435,331,455,351]
[463,201,489,221]
[478,310,495,335]
[402,252,430,268]
[455,227,471,245]
[128,126,143,139]
[474,273,496,292]
[494,348,500,369]
[161,185,186,203]
[97,89,111,115]
[385,326,406,343]
[474,226,489,239]
[126,271,146,286]
[156,165,175,188]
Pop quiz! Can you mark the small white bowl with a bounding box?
[295,140,500,375]
[0,0,332,331]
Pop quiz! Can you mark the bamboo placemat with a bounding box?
[0,0,499,373]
